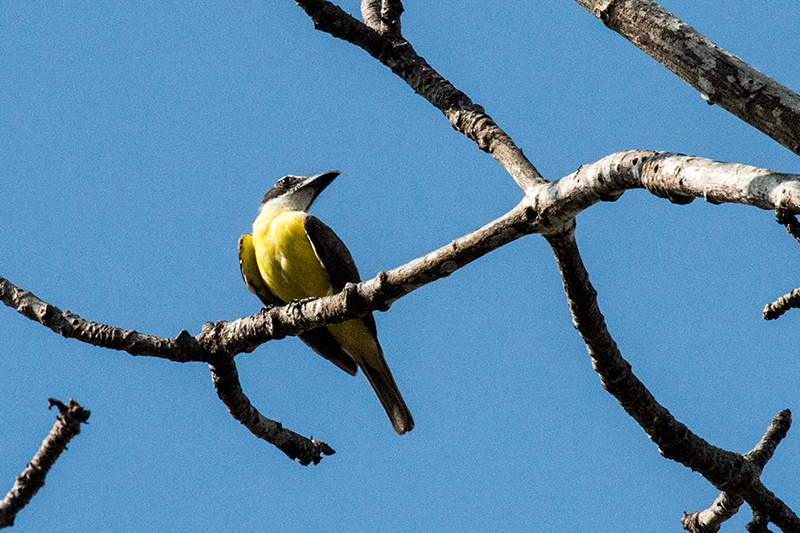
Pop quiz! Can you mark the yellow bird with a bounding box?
[238,171,414,435]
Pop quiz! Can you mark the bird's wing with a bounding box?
[238,233,282,306]
[238,233,358,375]
[304,217,413,434]
[303,215,379,338]
[295,328,358,376]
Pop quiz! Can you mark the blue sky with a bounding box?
[1,2,798,531]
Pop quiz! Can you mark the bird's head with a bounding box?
[259,170,340,213]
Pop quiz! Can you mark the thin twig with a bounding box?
[763,288,800,320]
[0,277,205,362]
[0,399,90,529]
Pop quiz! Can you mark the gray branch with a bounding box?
[573,0,800,155]
[209,356,334,465]
[3,150,798,467]
[682,410,792,532]
[0,399,90,529]
[296,0,545,193]
[546,230,799,532]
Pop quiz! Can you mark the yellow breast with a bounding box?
[252,209,333,303]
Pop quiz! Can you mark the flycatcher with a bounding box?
[238,171,414,434]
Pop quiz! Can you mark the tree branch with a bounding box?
[0,277,205,362]
[359,0,402,36]
[295,0,545,192]
[536,151,800,222]
[4,152,798,361]
[546,229,799,532]
[209,356,334,465]
[776,208,800,244]
[573,0,800,155]
[359,0,382,31]
[379,0,403,37]
[763,288,800,321]
[747,512,773,533]
[682,410,792,532]
[0,399,90,529]
[229,151,798,344]
[0,197,539,362]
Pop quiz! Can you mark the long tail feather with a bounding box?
[360,355,415,435]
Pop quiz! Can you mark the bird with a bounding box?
[238,171,414,435]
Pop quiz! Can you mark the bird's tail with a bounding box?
[359,351,415,435]
[328,319,414,435]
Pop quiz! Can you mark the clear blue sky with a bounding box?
[1,2,798,531]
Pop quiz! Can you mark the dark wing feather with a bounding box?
[303,215,379,338]
[297,328,358,376]
[305,217,413,434]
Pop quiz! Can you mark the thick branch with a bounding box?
[4,152,797,466]
[536,151,800,225]
[295,0,545,192]
[209,356,334,465]
[0,399,90,529]
[4,153,798,362]
[228,151,799,349]
[546,230,799,532]
[574,0,800,155]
